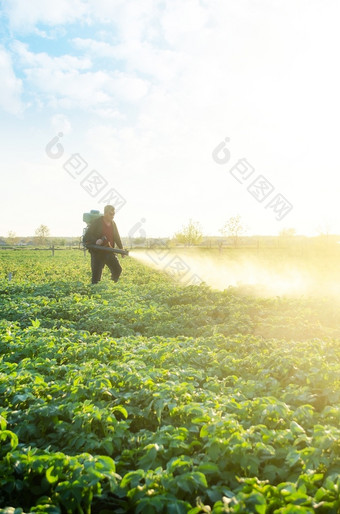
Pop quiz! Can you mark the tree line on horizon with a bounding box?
[3,218,338,249]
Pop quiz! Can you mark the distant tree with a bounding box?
[174,219,203,246]
[315,222,331,247]
[219,215,245,248]
[35,225,50,245]
[279,228,296,238]
[316,223,331,237]
[131,237,147,246]
[278,228,296,248]
[51,238,66,246]
[6,231,18,246]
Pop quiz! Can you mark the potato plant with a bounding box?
[0,250,339,513]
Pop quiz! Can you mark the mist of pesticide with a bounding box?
[130,248,340,298]
[82,211,339,298]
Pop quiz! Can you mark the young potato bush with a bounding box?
[0,250,339,513]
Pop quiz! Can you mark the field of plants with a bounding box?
[0,249,339,513]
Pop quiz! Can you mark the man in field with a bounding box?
[83,205,124,284]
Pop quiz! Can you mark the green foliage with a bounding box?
[219,215,246,248]
[0,250,339,512]
[174,220,203,246]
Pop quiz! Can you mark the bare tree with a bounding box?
[316,222,331,237]
[219,215,245,248]
[6,231,18,246]
[174,219,203,246]
[35,225,50,245]
[279,228,296,238]
[315,222,332,247]
[278,227,296,248]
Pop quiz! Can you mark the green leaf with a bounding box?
[138,444,161,471]
[290,421,305,435]
[95,455,116,473]
[46,466,59,484]
[120,470,145,489]
[112,405,128,419]
[0,430,19,452]
[198,462,220,475]
[168,502,191,514]
[0,415,7,430]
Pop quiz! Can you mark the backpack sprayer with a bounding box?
[83,210,129,256]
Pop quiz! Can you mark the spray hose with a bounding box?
[86,244,129,256]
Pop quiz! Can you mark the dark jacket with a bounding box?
[83,216,123,250]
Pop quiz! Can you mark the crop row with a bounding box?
[1,319,340,512]
[0,251,340,512]
[1,256,340,341]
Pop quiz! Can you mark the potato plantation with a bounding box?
[0,249,339,513]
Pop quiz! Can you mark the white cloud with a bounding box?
[3,0,88,33]
[0,46,23,115]
[86,0,160,41]
[13,41,92,71]
[51,114,72,134]
[12,41,150,111]
[72,37,189,84]
[160,0,210,46]
[90,107,125,120]
[1,0,340,236]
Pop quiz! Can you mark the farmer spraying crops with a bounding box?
[83,204,128,284]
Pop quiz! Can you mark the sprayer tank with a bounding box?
[83,210,102,225]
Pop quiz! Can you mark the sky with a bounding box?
[0,0,339,239]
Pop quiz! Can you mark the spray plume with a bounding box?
[129,248,340,299]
